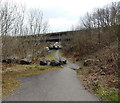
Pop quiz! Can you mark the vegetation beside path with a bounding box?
[46,50,58,60]
[76,61,118,101]
[61,45,118,101]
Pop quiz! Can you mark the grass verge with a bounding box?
[60,49,118,101]
[2,64,61,98]
[46,50,57,60]
[76,60,119,101]
[96,88,118,101]
[2,50,61,98]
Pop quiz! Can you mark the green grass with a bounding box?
[23,64,61,71]
[22,64,48,70]
[46,51,57,60]
[76,61,90,75]
[97,88,119,101]
[58,50,63,56]
[76,61,84,67]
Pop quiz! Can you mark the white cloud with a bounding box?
[49,18,77,32]
[8,0,119,32]
[12,0,119,15]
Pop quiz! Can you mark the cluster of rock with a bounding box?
[2,58,32,65]
[2,57,67,67]
[19,59,32,65]
[40,58,67,66]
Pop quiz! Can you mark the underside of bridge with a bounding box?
[17,30,78,43]
[46,39,60,42]
[45,30,74,42]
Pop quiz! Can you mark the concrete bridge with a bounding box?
[18,30,79,43]
[44,30,74,42]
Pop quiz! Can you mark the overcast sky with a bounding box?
[11,0,119,32]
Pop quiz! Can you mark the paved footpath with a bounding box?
[3,51,99,101]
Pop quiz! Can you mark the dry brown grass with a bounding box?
[2,64,61,98]
[76,43,118,101]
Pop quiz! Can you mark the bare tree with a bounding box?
[62,1,119,59]
[0,1,18,59]
[28,9,48,60]
[0,0,50,69]
[81,13,94,40]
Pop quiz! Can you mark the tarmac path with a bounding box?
[3,50,98,101]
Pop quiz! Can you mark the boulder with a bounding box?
[59,58,67,65]
[7,58,13,64]
[19,59,32,65]
[2,59,7,63]
[2,58,16,64]
[84,59,93,66]
[50,60,60,66]
[40,60,48,65]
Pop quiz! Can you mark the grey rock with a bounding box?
[84,59,93,66]
[59,58,67,65]
[50,60,60,66]
[40,60,48,65]
[19,59,32,65]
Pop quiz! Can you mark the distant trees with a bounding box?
[81,2,119,45]
[62,2,120,58]
[0,1,49,60]
[28,9,48,60]
[0,1,18,59]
